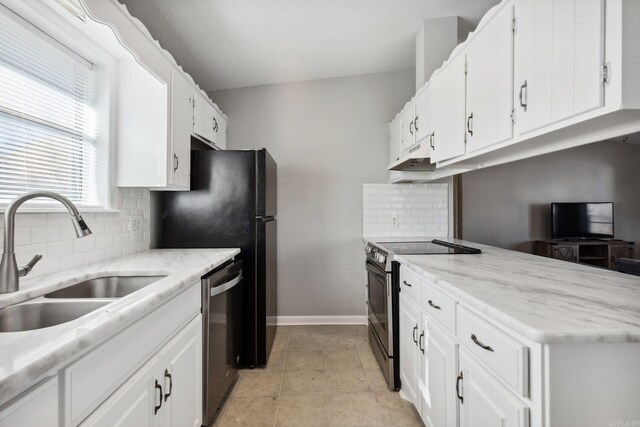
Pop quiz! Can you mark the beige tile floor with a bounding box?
[213,325,423,427]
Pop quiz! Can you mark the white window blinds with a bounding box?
[0,5,99,208]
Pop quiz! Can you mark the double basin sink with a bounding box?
[0,275,166,333]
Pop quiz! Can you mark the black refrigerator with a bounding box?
[158,148,277,367]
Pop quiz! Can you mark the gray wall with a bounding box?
[461,142,640,256]
[210,70,414,318]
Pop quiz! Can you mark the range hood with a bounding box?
[388,141,434,171]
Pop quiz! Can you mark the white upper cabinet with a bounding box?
[402,101,417,153]
[414,85,432,145]
[466,3,515,153]
[389,115,403,164]
[215,109,227,149]
[68,0,228,190]
[513,0,605,136]
[431,50,467,163]
[194,92,227,149]
[193,92,216,144]
[169,70,194,190]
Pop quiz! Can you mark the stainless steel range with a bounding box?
[365,239,481,391]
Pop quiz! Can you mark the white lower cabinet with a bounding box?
[0,377,58,427]
[81,355,163,427]
[83,316,202,427]
[458,350,529,427]
[399,293,421,406]
[421,316,458,427]
[159,316,202,427]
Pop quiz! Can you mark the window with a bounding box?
[0,4,100,208]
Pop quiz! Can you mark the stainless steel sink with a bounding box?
[44,275,166,299]
[0,300,111,333]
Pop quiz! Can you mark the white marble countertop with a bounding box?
[0,248,239,402]
[366,237,640,344]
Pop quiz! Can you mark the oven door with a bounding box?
[366,260,392,355]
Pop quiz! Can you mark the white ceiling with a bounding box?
[119,0,500,91]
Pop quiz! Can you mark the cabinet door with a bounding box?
[414,85,432,145]
[389,116,402,164]
[431,52,467,163]
[458,351,529,427]
[169,71,193,189]
[193,93,216,143]
[399,294,421,406]
[421,317,458,427]
[81,355,163,427]
[215,113,227,149]
[551,245,577,262]
[0,378,58,427]
[466,4,514,153]
[159,316,203,427]
[609,245,630,269]
[402,102,416,153]
[514,0,605,136]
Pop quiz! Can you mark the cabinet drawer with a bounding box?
[420,279,456,334]
[457,305,529,398]
[399,265,421,304]
[64,282,200,426]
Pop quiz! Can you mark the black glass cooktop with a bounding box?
[378,239,481,255]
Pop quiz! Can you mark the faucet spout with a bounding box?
[0,191,92,293]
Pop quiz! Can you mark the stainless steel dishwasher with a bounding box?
[202,259,243,427]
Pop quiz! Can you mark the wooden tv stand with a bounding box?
[535,239,635,270]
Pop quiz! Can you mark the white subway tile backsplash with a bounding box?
[362,183,448,238]
[31,225,62,244]
[1,188,151,281]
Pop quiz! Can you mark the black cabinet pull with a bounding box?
[414,116,419,132]
[173,154,179,172]
[471,334,495,352]
[519,80,528,112]
[164,369,173,402]
[412,325,418,344]
[213,116,218,132]
[409,120,414,135]
[467,113,473,136]
[456,371,464,404]
[402,280,412,287]
[419,331,425,354]
[429,132,435,150]
[154,380,163,414]
[428,300,441,310]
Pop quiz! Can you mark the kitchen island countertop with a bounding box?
[367,237,640,344]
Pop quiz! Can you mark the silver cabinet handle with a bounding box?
[173,154,179,172]
[428,300,441,310]
[519,80,528,112]
[429,132,435,150]
[471,334,494,352]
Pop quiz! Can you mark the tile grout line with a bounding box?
[272,335,288,427]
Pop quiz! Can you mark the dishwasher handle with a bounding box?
[210,273,242,296]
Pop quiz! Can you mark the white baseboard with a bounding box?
[277,316,367,326]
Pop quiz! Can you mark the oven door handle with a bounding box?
[365,261,387,278]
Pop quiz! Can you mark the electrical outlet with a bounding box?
[392,214,399,228]
[129,215,142,235]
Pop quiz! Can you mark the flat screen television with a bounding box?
[551,202,614,240]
